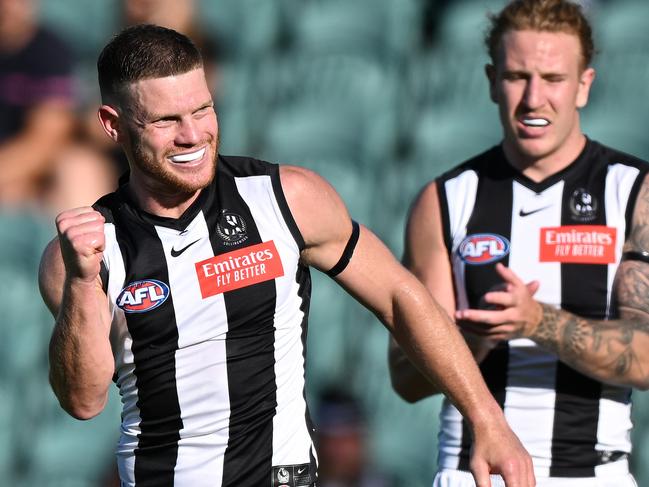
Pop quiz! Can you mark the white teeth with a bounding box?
[523,118,549,127]
[169,147,206,163]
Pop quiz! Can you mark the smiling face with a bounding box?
[105,67,219,211]
[487,29,595,174]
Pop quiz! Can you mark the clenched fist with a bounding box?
[55,207,106,283]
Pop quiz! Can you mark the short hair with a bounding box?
[485,0,595,70]
[98,24,203,104]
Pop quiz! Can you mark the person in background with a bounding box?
[390,1,648,486]
[316,388,392,487]
[0,0,75,207]
[39,24,533,487]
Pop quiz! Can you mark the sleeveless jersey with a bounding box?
[95,155,316,487]
[435,139,648,478]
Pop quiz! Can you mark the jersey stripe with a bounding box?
[114,217,183,486]
[155,211,231,484]
[103,222,144,484]
[208,171,278,487]
[442,169,479,311]
[507,180,564,474]
[605,164,640,315]
[458,164,514,470]
[551,169,608,477]
[235,174,315,471]
[267,165,318,475]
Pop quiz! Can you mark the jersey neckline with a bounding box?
[503,137,596,193]
[116,171,215,232]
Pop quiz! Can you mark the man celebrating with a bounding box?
[390,0,649,486]
[38,25,533,487]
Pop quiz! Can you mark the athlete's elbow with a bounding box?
[66,405,102,420]
[607,368,649,391]
[629,373,649,391]
[389,363,437,403]
[50,377,107,420]
[390,377,427,403]
[59,395,106,420]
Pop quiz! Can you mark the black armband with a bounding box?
[326,220,360,277]
[621,250,649,264]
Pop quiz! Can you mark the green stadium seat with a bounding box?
[197,0,282,59]
[435,0,508,51]
[582,104,649,161]
[409,104,501,175]
[253,55,399,171]
[215,62,256,155]
[594,1,649,52]
[289,0,422,64]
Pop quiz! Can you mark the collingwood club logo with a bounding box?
[216,209,248,245]
[569,188,597,222]
[277,468,290,484]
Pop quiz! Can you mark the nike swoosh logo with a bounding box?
[519,205,551,217]
[297,467,307,474]
[170,239,200,257]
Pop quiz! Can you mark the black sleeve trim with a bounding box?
[270,164,306,251]
[326,220,360,277]
[436,179,453,257]
[622,251,649,265]
[625,170,648,240]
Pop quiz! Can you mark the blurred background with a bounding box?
[1,0,648,485]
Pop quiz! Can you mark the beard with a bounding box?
[128,131,220,195]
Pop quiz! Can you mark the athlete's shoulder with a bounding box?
[588,138,649,171]
[435,144,503,183]
[92,188,124,224]
[217,154,278,178]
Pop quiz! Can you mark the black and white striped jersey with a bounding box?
[95,155,316,487]
[435,139,648,478]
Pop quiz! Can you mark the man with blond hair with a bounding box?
[390,0,649,485]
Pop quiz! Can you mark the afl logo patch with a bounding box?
[458,233,510,265]
[117,279,170,313]
[216,210,248,246]
[569,188,597,222]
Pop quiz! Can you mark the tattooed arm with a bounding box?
[532,174,649,388]
[456,174,649,389]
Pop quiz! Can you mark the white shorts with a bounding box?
[433,459,637,487]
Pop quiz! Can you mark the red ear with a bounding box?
[97,105,120,142]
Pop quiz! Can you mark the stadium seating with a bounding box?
[197,0,283,60]
[0,212,120,486]
[23,1,649,485]
[594,1,649,53]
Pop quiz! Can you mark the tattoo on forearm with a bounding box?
[534,306,593,364]
[534,305,560,352]
[528,179,649,384]
[534,284,649,384]
[562,315,588,358]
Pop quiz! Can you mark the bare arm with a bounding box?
[530,176,649,388]
[281,166,534,487]
[389,182,497,402]
[458,174,649,389]
[39,208,114,419]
